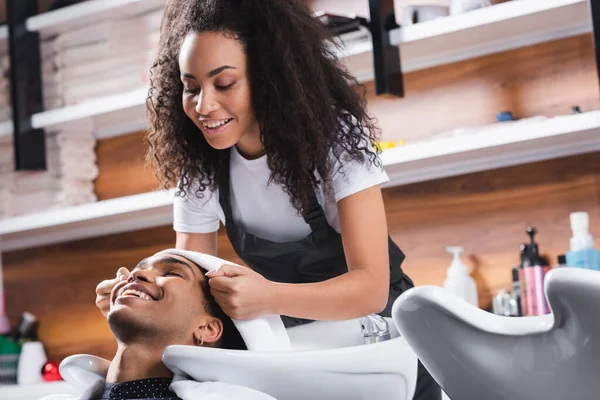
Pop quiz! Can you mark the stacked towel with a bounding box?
[0,135,14,218]
[0,121,98,218]
[0,54,11,123]
[40,5,163,107]
[0,51,66,112]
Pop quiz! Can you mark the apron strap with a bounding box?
[218,148,330,233]
[218,151,234,221]
[302,192,330,233]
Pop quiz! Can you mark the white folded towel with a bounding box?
[52,20,146,52]
[153,249,292,352]
[54,38,157,67]
[56,54,152,82]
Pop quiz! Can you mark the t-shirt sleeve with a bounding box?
[173,181,222,234]
[330,149,389,202]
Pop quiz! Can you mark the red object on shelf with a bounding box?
[41,361,62,382]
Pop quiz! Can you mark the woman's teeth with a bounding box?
[120,289,152,300]
[202,118,232,129]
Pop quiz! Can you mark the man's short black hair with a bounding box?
[193,264,247,351]
[202,285,247,350]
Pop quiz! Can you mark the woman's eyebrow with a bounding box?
[208,65,236,77]
[181,66,237,81]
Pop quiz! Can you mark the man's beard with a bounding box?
[108,309,163,344]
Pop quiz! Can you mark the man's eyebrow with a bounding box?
[157,256,196,275]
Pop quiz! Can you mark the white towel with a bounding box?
[52,20,146,52]
[56,54,152,82]
[170,379,276,400]
[153,249,292,352]
[63,75,147,104]
[54,38,157,67]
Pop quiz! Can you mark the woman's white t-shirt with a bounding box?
[173,145,389,243]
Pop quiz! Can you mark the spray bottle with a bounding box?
[443,246,478,307]
[566,212,600,270]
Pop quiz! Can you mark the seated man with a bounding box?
[45,251,275,400]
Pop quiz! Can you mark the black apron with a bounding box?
[218,151,441,400]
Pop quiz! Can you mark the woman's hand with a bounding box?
[206,265,278,320]
[95,267,130,317]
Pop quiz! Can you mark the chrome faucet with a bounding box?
[359,314,391,344]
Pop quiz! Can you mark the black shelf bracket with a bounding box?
[590,0,600,93]
[7,0,46,171]
[368,0,404,97]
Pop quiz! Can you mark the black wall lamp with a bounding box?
[368,0,404,97]
[318,1,404,98]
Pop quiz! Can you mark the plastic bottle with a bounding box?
[15,312,47,385]
[525,228,550,316]
[443,246,478,307]
[566,212,600,271]
[516,243,528,316]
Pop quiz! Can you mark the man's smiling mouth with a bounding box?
[119,289,153,301]
[114,283,158,302]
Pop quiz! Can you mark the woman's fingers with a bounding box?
[116,267,129,281]
[95,267,130,317]
[208,276,237,292]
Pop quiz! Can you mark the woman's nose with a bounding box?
[195,90,219,115]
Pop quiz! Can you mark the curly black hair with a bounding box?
[146,0,381,215]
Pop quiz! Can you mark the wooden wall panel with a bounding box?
[3,34,600,362]
[94,131,159,200]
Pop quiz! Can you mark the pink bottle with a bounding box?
[525,227,550,316]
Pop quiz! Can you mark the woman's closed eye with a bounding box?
[166,271,183,278]
[215,82,235,91]
[183,86,199,94]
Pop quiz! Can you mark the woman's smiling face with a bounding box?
[179,31,260,153]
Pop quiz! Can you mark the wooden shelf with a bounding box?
[26,0,164,38]
[0,189,175,252]
[381,111,600,186]
[345,0,592,82]
[31,87,148,139]
[2,111,599,252]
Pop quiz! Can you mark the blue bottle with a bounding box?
[565,212,600,270]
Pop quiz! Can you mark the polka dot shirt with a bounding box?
[99,378,182,400]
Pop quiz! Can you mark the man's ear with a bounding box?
[193,316,223,346]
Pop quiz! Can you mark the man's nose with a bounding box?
[129,269,155,283]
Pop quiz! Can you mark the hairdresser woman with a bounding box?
[95,0,439,398]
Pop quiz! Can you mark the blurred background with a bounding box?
[0,0,598,397]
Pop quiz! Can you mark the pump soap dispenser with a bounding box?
[443,246,478,307]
